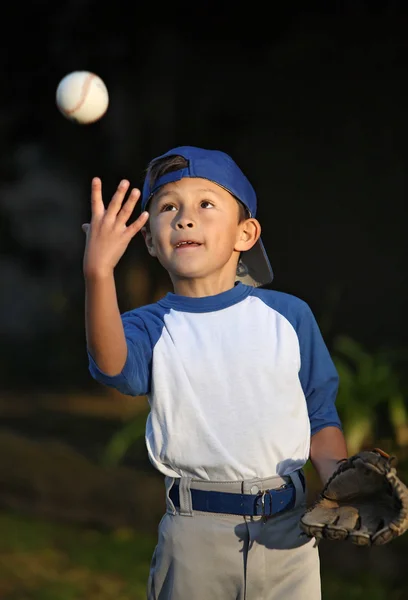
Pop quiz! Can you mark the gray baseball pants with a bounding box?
[147,471,320,600]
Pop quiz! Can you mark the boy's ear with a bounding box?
[235,218,261,252]
[141,227,157,257]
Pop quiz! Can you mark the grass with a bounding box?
[0,511,156,600]
[1,508,408,599]
[321,572,408,600]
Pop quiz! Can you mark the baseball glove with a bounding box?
[300,448,408,546]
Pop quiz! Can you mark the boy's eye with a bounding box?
[160,203,176,212]
[201,200,214,209]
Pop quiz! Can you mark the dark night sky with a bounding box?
[1,1,407,389]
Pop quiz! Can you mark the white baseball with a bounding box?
[56,71,109,124]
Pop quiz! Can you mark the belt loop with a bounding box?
[165,476,177,515]
[178,476,193,517]
[288,469,306,508]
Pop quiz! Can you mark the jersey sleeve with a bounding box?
[87,311,153,397]
[297,303,342,436]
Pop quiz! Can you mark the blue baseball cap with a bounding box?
[141,146,273,287]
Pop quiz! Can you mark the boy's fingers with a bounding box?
[106,179,130,218]
[127,211,149,237]
[90,178,105,219]
[127,187,141,204]
[116,188,141,224]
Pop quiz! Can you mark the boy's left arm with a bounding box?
[310,426,348,485]
[295,302,348,485]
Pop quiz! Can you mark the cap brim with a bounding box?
[236,238,273,287]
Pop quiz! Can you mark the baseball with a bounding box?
[56,71,109,124]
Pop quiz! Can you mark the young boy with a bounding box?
[82,146,348,599]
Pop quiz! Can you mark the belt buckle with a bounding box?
[257,489,273,522]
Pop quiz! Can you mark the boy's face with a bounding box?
[143,177,259,288]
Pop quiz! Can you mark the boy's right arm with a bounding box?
[83,177,149,376]
[84,271,127,376]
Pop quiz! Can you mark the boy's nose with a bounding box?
[176,219,194,229]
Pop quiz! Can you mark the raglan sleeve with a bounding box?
[87,311,153,397]
[296,302,343,436]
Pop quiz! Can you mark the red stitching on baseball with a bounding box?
[65,73,96,115]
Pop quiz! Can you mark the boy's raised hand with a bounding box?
[82,178,149,278]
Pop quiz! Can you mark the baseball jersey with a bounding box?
[88,282,341,481]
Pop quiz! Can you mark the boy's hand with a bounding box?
[82,178,149,278]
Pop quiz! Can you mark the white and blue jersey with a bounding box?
[88,283,341,482]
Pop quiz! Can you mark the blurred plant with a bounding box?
[332,335,408,455]
[101,410,148,467]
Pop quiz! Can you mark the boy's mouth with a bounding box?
[174,240,202,249]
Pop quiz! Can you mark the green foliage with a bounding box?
[101,411,148,467]
[332,335,407,454]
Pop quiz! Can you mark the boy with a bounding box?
[82,146,348,599]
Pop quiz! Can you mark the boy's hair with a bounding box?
[146,154,250,222]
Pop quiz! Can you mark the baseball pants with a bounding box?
[147,471,321,600]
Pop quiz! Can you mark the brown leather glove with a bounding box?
[300,448,408,546]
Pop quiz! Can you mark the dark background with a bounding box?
[2,1,407,393]
[1,3,408,598]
